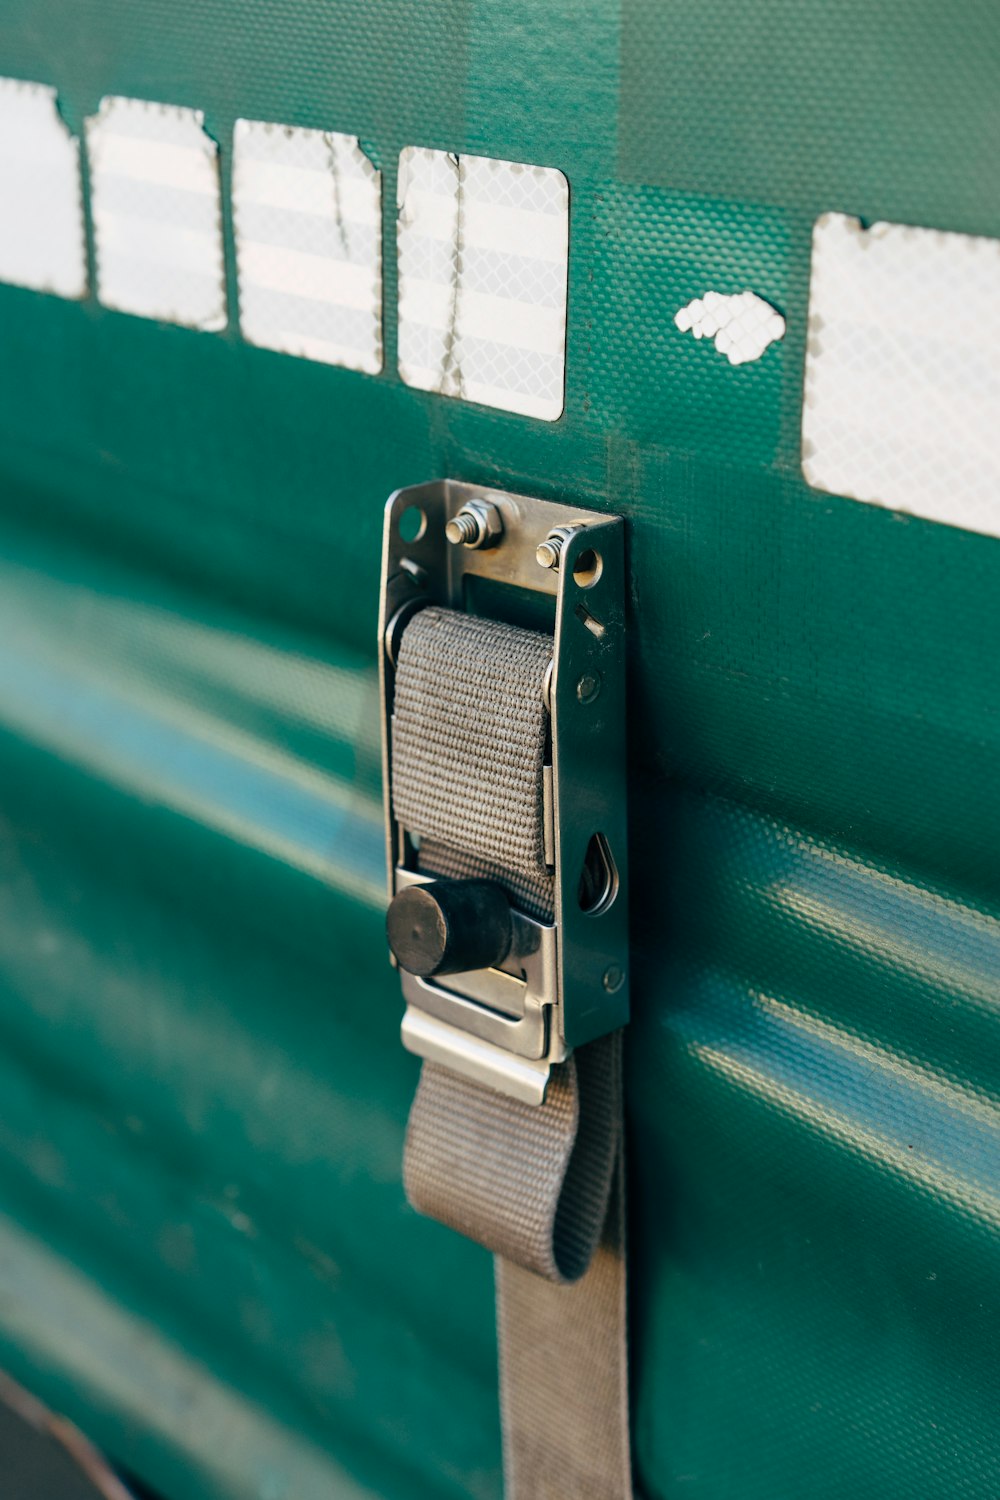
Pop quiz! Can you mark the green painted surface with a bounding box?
[0,2,998,1498]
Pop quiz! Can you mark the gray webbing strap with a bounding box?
[496,1160,631,1500]
[392,607,555,922]
[393,607,632,1499]
[405,1036,619,1283]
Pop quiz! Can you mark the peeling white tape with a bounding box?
[232,120,382,373]
[675,291,785,366]
[397,147,568,420]
[86,97,226,330]
[803,213,1000,537]
[0,78,87,298]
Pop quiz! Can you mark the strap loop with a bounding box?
[405,1033,620,1284]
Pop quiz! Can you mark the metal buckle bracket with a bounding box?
[378,480,628,1104]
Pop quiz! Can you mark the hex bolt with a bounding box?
[446,511,479,546]
[445,499,504,550]
[536,522,584,571]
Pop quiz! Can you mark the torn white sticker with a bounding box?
[803,213,1000,537]
[232,120,382,373]
[0,78,87,298]
[86,96,226,330]
[397,147,568,420]
[675,291,785,366]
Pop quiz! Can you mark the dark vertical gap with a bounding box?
[379,143,401,383]
[202,107,239,342]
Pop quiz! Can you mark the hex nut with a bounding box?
[445,499,504,550]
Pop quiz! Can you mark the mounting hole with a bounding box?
[603,964,625,994]
[578,832,619,916]
[398,505,426,543]
[573,548,602,589]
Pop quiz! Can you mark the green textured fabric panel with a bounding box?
[621,0,1000,234]
[0,2,998,1499]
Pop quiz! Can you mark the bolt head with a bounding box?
[602,964,625,994]
[576,673,601,704]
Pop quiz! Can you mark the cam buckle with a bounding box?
[378,480,628,1104]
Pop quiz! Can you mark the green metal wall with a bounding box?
[0,3,998,1497]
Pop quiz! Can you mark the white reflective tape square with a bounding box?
[232,120,382,373]
[397,147,569,421]
[0,78,87,299]
[802,213,1000,538]
[86,97,226,331]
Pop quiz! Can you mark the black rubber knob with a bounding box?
[387,879,513,979]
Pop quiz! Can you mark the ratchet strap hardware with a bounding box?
[379,481,632,1499]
